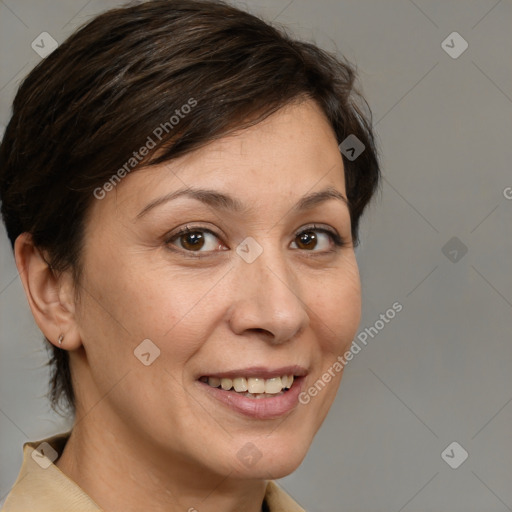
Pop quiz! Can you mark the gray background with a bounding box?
[1,1,511,511]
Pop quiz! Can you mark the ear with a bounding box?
[14,233,82,351]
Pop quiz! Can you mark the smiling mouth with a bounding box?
[199,375,294,399]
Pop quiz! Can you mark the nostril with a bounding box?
[249,327,272,337]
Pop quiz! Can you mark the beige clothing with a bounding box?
[1,433,306,512]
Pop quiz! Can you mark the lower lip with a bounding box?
[197,377,305,419]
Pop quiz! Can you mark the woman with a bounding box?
[0,1,380,510]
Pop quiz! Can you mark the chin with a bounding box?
[228,432,312,480]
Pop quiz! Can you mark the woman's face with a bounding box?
[73,98,361,480]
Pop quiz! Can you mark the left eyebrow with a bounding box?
[292,186,350,212]
[136,185,349,219]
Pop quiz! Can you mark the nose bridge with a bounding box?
[229,236,309,342]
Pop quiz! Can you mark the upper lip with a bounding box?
[199,365,308,380]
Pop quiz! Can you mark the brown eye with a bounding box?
[180,231,205,251]
[295,231,318,250]
[290,226,343,252]
[166,226,227,253]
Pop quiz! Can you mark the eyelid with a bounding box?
[164,223,221,242]
[294,223,341,239]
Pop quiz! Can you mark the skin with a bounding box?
[15,98,361,512]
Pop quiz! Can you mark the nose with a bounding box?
[227,244,310,344]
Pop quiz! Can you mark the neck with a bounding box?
[55,413,267,512]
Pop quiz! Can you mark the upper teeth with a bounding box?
[205,375,294,394]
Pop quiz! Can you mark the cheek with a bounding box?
[298,269,360,436]
[79,252,218,354]
[310,259,362,357]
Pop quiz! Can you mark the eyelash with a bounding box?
[164,224,346,257]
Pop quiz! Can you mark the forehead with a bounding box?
[93,99,346,220]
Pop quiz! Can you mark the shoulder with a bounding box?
[264,480,307,512]
[1,432,102,512]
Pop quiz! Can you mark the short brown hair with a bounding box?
[0,0,380,414]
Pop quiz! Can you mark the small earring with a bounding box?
[58,334,64,346]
